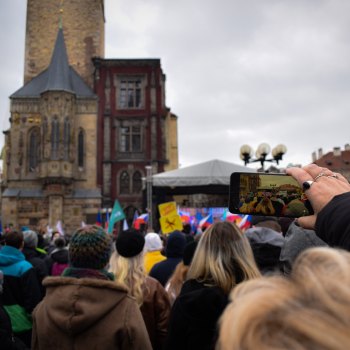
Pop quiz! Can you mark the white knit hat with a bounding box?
[144,233,163,252]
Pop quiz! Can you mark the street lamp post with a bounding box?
[145,165,153,230]
[240,143,287,171]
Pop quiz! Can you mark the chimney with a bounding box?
[318,148,323,159]
[333,147,341,156]
[312,151,317,162]
[345,144,350,151]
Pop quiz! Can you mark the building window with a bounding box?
[64,117,70,160]
[132,171,142,193]
[51,117,59,159]
[119,124,142,152]
[120,171,130,194]
[117,77,144,109]
[28,128,40,172]
[78,129,85,168]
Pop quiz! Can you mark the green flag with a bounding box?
[107,200,125,234]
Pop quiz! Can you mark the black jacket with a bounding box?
[165,279,228,350]
[44,248,69,275]
[315,192,350,250]
[22,247,48,296]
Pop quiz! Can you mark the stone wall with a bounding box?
[24,0,105,87]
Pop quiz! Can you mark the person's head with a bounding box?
[187,222,261,294]
[4,230,24,250]
[165,230,186,258]
[218,247,350,350]
[51,231,61,242]
[182,223,192,235]
[53,236,66,249]
[144,232,163,252]
[23,230,39,248]
[250,216,281,233]
[245,226,285,274]
[109,229,146,306]
[69,225,111,270]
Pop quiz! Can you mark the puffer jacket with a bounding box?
[32,276,152,350]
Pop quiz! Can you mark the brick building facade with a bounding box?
[93,58,178,219]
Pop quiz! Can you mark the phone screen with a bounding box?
[229,172,313,218]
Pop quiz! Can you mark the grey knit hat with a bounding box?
[23,230,38,248]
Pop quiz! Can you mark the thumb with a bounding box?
[296,215,317,230]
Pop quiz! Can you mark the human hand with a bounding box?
[286,164,350,229]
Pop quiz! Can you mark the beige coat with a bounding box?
[32,276,152,350]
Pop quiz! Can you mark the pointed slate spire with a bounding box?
[45,27,73,93]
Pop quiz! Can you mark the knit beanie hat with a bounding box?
[116,229,145,258]
[144,232,163,252]
[69,225,112,270]
[23,230,38,248]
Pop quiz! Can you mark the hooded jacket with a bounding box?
[280,221,328,275]
[32,276,152,350]
[165,279,228,350]
[245,226,285,275]
[0,246,42,333]
[150,231,186,286]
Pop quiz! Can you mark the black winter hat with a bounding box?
[116,229,145,258]
[183,241,198,266]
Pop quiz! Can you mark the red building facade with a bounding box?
[93,58,178,220]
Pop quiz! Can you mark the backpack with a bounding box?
[51,262,68,276]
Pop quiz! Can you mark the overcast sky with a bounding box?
[1,0,350,170]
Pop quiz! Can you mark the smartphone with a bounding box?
[229,172,314,218]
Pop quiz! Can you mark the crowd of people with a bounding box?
[1,163,350,349]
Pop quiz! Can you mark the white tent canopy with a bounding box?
[152,159,256,187]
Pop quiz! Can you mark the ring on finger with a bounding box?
[327,173,338,179]
[302,180,314,191]
[314,172,326,181]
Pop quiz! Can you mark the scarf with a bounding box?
[62,267,114,281]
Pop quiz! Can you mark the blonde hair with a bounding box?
[187,222,260,294]
[109,250,147,306]
[218,247,350,350]
[165,262,189,305]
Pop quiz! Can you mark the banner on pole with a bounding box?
[107,200,125,234]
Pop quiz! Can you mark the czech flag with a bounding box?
[133,213,148,230]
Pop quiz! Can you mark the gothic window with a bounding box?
[78,129,85,168]
[119,123,142,153]
[63,117,70,160]
[117,76,144,109]
[132,171,142,193]
[51,117,59,159]
[28,128,40,172]
[120,171,130,194]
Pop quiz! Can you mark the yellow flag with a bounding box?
[158,201,177,218]
[159,214,183,234]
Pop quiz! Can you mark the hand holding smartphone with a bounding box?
[229,172,313,218]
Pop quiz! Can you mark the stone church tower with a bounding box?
[1,3,103,232]
[24,0,105,87]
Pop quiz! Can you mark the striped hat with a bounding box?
[69,225,112,270]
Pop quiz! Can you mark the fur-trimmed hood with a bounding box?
[41,276,129,335]
[32,276,152,349]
